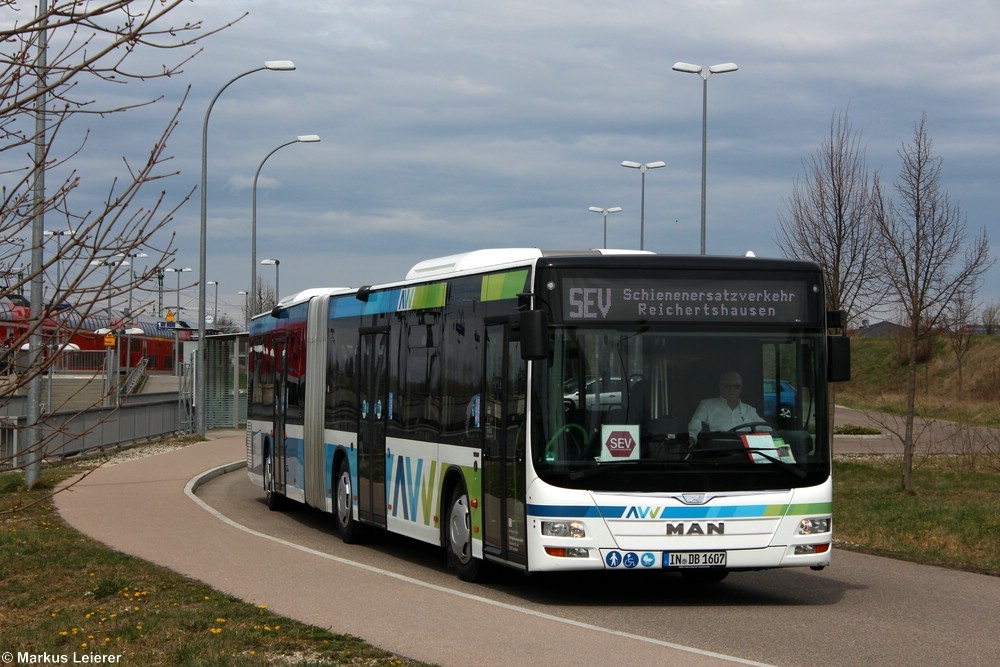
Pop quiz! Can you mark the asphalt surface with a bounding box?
[831,403,1000,455]
[53,413,995,666]
[55,431,743,666]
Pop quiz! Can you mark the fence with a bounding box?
[203,334,248,429]
[0,333,248,471]
[60,350,107,372]
[0,394,180,471]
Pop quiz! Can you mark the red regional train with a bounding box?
[1,295,190,373]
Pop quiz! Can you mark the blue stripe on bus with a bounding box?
[527,505,605,518]
[527,504,774,519]
[329,289,404,318]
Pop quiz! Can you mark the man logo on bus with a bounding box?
[605,430,636,457]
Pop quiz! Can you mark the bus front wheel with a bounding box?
[335,459,361,543]
[445,484,481,582]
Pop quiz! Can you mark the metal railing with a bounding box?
[1,394,180,470]
[119,357,149,399]
[178,362,193,434]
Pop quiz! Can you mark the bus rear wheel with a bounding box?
[264,448,285,511]
[445,484,481,582]
[335,459,361,543]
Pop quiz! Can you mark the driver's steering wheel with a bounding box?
[728,422,773,433]
[544,422,589,461]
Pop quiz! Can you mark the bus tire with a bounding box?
[263,446,285,511]
[335,459,361,544]
[445,484,481,582]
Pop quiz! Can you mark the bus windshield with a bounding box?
[532,326,827,493]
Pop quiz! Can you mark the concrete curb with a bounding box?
[186,458,247,494]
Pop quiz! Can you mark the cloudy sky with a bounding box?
[26,0,1000,323]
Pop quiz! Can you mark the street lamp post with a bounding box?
[156,269,164,317]
[261,259,280,305]
[251,134,320,308]
[24,0,50,487]
[198,60,295,437]
[118,251,148,320]
[164,267,192,318]
[164,267,191,378]
[42,229,74,382]
[89,258,129,317]
[117,251,147,377]
[672,61,738,255]
[207,280,219,323]
[88,258,128,406]
[238,291,249,329]
[620,161,666,250]
[43,228,74,306]
[587,206,623,249]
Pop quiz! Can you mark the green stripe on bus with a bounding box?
[786,502,832,515]
[481,269,529,301]
[764,502,832,517]
[412,282,447,309]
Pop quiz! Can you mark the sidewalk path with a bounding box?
[55,432,741,667]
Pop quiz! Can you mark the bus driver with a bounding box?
[688,371,765,446]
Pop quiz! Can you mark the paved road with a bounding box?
[833,405,900,454]
[55,434,733,666]
[832,404,1000,455]
[56,430,1000,666]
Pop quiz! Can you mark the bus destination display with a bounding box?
[561,278,811,324]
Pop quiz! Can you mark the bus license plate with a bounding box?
[665,551,727,568]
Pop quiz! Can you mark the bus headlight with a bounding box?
[541,520,587,538]
[798,517,831,535]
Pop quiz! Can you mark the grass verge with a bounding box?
[3,443,998,666]
[0,457,429,667]
[833,455,1000,575]
[838,335,1000,427]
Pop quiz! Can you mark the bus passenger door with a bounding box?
[271,336,288,496]
[358,329,388,528]
[482,321,528,567]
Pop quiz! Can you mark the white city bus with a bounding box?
[247,248,850,582]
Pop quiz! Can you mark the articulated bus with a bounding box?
[247,248,850,582]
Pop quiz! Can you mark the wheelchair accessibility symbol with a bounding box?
[605,551,644,569]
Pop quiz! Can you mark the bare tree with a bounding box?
[942,286,977,395]
[873,114,994,491]
[243,276,277,325]
[1,1,242,485]
[210,312,243,335]
[982,300,1000,335]
[775,109,885,325]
